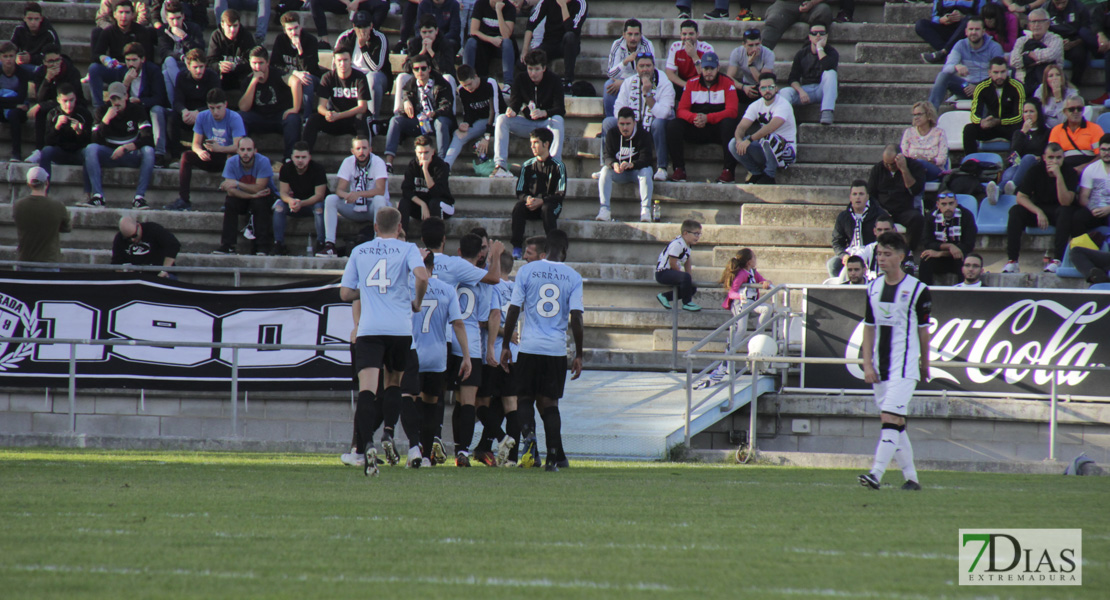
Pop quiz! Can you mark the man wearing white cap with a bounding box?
[80,81,156,209]
[13,166,71,270]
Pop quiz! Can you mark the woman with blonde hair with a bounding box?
[900,100,947,181]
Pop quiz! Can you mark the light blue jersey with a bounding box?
[432,252,487,286]
[413,277,462,373]
[450,280,492,359]
[510,260,584,357]
[341,237,425,337]
[491,279,519,363]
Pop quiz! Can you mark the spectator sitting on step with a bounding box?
[490,49,565,178]
[214,0,271,47]
[13,166,69,272]
[445,64,504,170]
[0,42,33,164]
[596,107,656,223]
[918,192,979,285]
[1036,64,1080,128]
[760,0,834,51]
[901,101,947,182]
[509,127,566,259]
[411,9,459,79]
[1070,133,1110,232]
[238,46,302,163]
[953,252,985,287]
[1001,142,1078,273]
[963,57,1024,154]
[827,179,890,279]
[729,72,797,186]
[169,88,245,211]
[384,53,456,171]
[980,2,1018,53]
[399,135,454,233]
[778,22,838,125]
[867,145,926,252]
[1071,243,1110,285]
[463,0,519,83]
[311,0,387,50]
[926,16,1002,109]
[318,135,390,257]
[1045,0,1094,88]
[112,217,182,278]
[1048,95,1104,172]
[28,45,86,165]
[727,28,775,116]
[90,1,155,109]
[602,19,656,119]
[302,45,371,152]
[273,142,328,256]
[80,82,156,210]
[522,0,587,93]
[841,255,868,285]
[664,19,714,97]
[158,1,205,112]
[991,99,1049,203]
[206,8,254,91]
[171,49,221,161]
[654,218,702,312]
[917,0,987,64]
[597,51,674,183]
[121,42,170,166]
[336,11,393,123]
[272,11,325,121]
[10,2,60,71]
[666,52,740,183]
[213,136,278,255]
[1010,9,1064,98]
[853,216,910,279]
[39,84,92,180]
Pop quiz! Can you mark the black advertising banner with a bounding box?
[0,274,354,391]
[803,286,1110,396]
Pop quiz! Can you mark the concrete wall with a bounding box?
[693,394,1110,466]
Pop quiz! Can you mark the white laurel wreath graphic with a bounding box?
[0,304,40,371]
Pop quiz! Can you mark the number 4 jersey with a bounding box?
[341,237,425,337]
[509,259,584,357]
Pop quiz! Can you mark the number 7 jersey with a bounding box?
[509,259,584,357]
[341,237,426,337]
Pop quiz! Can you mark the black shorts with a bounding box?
[355,335,412,374]
[419,371,446,398]
[478,362,516,398]
[446,354,483,389]
[513,352,568,400]
[400,349,420,396]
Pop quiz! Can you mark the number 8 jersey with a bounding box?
[341,237,426,337]
[509,259,584,357]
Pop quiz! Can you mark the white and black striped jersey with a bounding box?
[863,274,932,381]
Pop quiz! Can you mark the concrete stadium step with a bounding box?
[856,42,934,65]
[742,203,843,228]
[797,144,885,165]
[794,104,911,125]
[653,329,726,353]
[798,123,904,146]
[712,245,830,269]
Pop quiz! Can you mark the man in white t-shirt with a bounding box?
[318,135,390,257]
[728,73,796,185]
[1072,134,1110,234]
[953,253,985,287]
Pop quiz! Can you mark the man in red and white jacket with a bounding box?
[665,51,740,183]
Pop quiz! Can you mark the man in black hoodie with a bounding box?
[918,192,978,284]
[522,0,588,91]
[597,107,655,222]
[510,127,566,257]
[10,2,59,70]
[206,8,254,90]
[302,46,371,151]
[28,45,85,162]
[172,48,220,156]
[399,135,455,233]
[491,49,565,179]
[384,53,455,170]
[39,84,92,179]
[89,0,154,109]
[158,1,205,109]
[80,81,156,210]
[827,180,889,278]
[0,42,33,163]
[238,46,301,162]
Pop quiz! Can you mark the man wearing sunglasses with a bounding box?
[1047,95,1104,172]
[728,72,796,185]
[778,24,838,125]
[112,217,181,279]
[384,53,456,171]
[918,193,978,285]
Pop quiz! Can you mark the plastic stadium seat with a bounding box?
[1097,112,1110,135]
[979,138,1010,152]
[955,194,978,215]
[1090,283,1110,291]
[1056,246,1082,278]
[1026,225,1056,235]
[1092,59,1106,69]
[938,111,971,152]
[924,181,941,192]
[962,153,1003,168]
[976,194,1017,234]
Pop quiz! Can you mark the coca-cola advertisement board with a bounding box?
[802,286,1110,396]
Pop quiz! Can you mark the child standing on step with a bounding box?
[655,219,702,311]
[720,247,771,334]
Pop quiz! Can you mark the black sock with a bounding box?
[435,399,446,437]
[486,401,506,441]
[382,385,402,438]
[455,404,476,455]
[474,405,491,452]
[505,410,520,461]
[370,394,385,440]
[400,397,421,450]
[420,401,437,458]
[354,390,378,455]
[541,405,562,463]
[519,398,536,437]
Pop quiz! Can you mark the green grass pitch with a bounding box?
[1,448,1106,599]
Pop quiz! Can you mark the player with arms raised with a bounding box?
[339,206,429,477]
[858,231,931,492]
[500,229,584,472]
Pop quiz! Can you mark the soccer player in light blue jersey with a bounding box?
[501,229,584,472]
[339,206,430,477]
[474,249,521,467]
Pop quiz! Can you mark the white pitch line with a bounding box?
[0,564,682,592]
[786,547,955,561]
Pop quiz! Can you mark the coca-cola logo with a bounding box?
[844,300,1110,388]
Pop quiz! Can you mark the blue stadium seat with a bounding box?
[1090,283,1110,291]
[1092,59,1106,69]
[955,194,978,216]
[976,194,1016,234]
[1056,227,1110,278]
[979,139,1010,152]
[1098,113,1110,135]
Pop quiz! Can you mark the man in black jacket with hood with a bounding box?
[918,192,978,284]
[597,107,655,223]
[490,49,565,179]
[827,179,890,278]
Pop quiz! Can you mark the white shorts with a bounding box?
[873,378,917,416]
